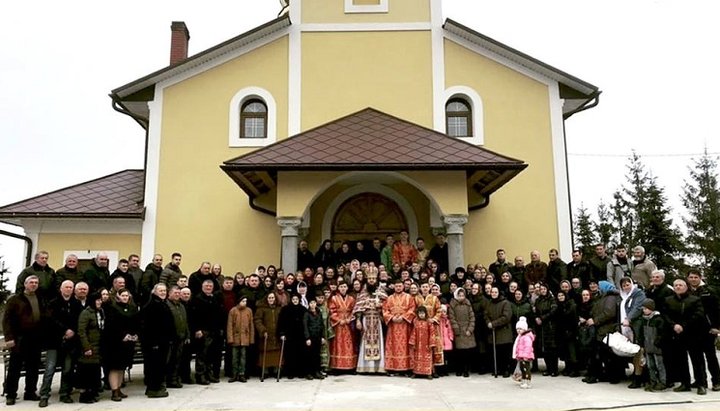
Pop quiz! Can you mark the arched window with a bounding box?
[240,99,267,138]
[445,98,472,137]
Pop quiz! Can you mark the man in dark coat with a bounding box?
[127,254,144,292]
[3,275,44,405]
[687,269,720,391]
[508,256,526,291]
[665,277,708,395]
[488,249,512,279]
[567,249,591,288]
[165,285,190,388]
[297,240,316,272]
[583,281,623,384]
[81,253,111,293]
[159,252,183,288]
[109,259,137,297]
[54,254,81,291]
[39,280,83,406]
[16,251,56,303]
[524,251,547,286]
[189,279,225,385]
[138,254,163,306]
[428,233,449,276]
[187,262,217,297]
[141,283,173,398]
[588,244,611,285]
[546,249,568,294]
[645,270,674,317]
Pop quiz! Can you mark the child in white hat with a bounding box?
[512,316,535,388]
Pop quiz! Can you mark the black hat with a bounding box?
[642,299,655,310]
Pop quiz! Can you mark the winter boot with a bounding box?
[111,389,122,402]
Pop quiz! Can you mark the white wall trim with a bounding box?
[301,22,431,32]
[228,87,278,147]
[321,183,418,243]
[430,0,446,133]
[18,219,141,235]
[444,32,554,88]
[548,81,571,260]
[288,1,302,136]
[156,29,290,92]
[141,91,163,264]
[64,250,120,272]
[344,0,389,14]
[441,85,484,145]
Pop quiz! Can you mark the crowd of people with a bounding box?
[3,230,720,407]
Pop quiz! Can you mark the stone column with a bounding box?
[443,214,468,273]
[277,217,302,274]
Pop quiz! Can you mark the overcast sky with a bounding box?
[1,0,718,284]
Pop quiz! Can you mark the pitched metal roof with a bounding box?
[0,170,145,219]
[221,108,526,210]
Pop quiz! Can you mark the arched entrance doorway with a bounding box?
[331,193,407,247]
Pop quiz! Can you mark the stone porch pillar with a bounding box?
[278,217,302,274]
[443,214,468,273]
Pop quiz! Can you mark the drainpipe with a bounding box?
[0,229,33,267]
[468,195,491,211]
[249,197,277,217]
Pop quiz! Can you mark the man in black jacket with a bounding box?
[567,249,591,288]
[39,280,83,406]
[81,253,110,293]
[138,254,163,306]
[3,276,44,405]
[665,277,708,395]
[189,279,224,385]
[141,283,173,398]
[687,269,720,391]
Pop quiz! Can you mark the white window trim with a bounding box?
[229,87,277,147]
[345,0,389,14]
[64,250,120,273]
[442,86,484,145]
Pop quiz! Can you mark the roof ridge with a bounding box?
[0,169,143,211]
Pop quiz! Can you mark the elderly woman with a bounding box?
[77,293,105,403]
[449,288,476,377]
[103,288,139,401]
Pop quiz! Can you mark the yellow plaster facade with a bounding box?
[39,233,141,269]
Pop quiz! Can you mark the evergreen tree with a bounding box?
[574,204,596,257]
[618,152,683,269]
[610,190,632,247]
[0,256,11,309]
[595,200,613,248]
[681,151,720,285]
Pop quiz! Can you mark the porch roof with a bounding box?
[221,108,527,211]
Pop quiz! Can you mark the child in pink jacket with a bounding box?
[512,316,535,388]
[438,304,454,376]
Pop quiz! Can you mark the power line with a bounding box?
[568,152,720,158]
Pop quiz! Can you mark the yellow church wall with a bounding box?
[39,233,141,269]
[443,39,559,266]
[302,0,431,24]
[152,37,290,274]
[301,31,433,130]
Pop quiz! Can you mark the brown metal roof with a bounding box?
[223,108,525,170]
[221,108,527,212]
[0,170,145,219]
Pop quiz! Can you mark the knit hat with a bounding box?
[598,280,616,293]
[642,299,655,311]
[515,316,529,331]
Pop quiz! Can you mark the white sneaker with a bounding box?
[520,380,528,389]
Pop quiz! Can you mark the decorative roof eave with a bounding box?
[443,18,600,115]
[0,212,145,220]
[110,15,291,102]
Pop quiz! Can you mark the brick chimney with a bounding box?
[169,21,190,65]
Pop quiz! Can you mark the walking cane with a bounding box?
[492,327,498,378]
[260,334,268,382]
[277,337,286,382]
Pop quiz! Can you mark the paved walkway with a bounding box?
[4,365,720,410]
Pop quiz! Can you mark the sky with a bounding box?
[1,0,719,285]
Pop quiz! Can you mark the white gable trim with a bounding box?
[548,82,571,260]
[430,0,446,133]
[141,89,163,265]
[344,0,389,14]
[228,87,278,147]
[441,86,484,145]
[444,32,554,88]
[288,1,302,136]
